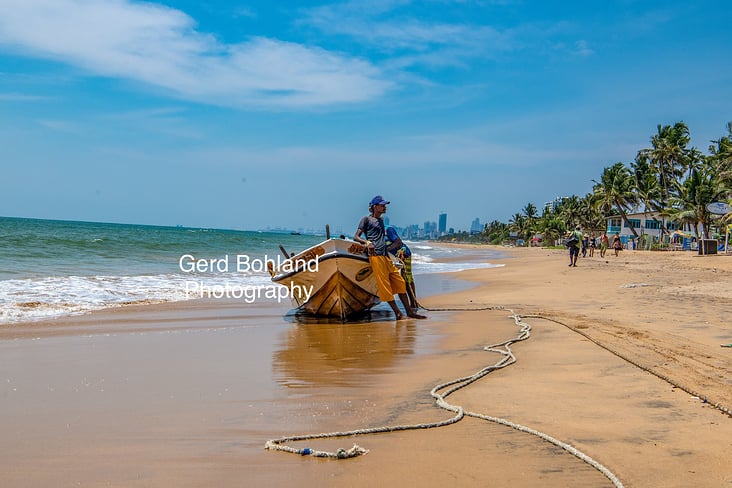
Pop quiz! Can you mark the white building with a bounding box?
[605,211,696,248]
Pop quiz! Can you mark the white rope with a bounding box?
[265,308,625,487]
[521,314,732,418]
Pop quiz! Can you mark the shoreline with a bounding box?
[0,240,498,327]
[1,247,730,486]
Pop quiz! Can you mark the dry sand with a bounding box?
[1,247,730,487]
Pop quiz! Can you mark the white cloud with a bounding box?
[574,40,594,57]
[38,119,80,132]
[300,0,515,67]
[0,0,391,108]
[0,92,53,101]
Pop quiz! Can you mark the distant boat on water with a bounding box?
[258,227,300,235]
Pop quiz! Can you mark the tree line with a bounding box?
[442,121,732,246]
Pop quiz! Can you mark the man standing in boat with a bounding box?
[355,196,426,320]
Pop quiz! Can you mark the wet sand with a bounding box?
[1,248,731,487]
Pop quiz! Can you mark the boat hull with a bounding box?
[271,239,381,319]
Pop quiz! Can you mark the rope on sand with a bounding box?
[521,314,732,418]
[265,307,625,488]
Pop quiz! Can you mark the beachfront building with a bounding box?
[438,213,447,235]
[605,211,696,249]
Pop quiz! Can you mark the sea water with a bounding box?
[0,217,503,323]
[408,242,505,273]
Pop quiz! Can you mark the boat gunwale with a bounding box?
[271,250,369,282]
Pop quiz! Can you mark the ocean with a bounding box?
[0,217,503,324]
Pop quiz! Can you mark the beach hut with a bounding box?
[670,230,694,251]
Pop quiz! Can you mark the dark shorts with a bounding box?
[569,246,580,257]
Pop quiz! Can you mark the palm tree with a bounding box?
[685,147,705,179]
[708,123,732,225]
[592,162,640,238]
[668,166,727,240]
[556,195,583,230]
[484,220,509,244]
[631,154,668,236]
[521,202,539,241]
[578,193,604,231]
[709,122,732,189]
[509,213,529,243]
[522,203,538,221]
[637,122,690,206]
[536,215,566,246]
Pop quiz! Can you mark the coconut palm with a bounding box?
[707,123,732,224]
[592,162,640,238]
[685,147,705,179]
[521,202,539,240]
[709,122,732,189]
[637,122,690,206]
[668,166,728,239]
[484,220,509,244]
[522,203,538,221]
[579,193,606,231]
[556,195,583,230]
[536,215,566,246]
[509,213,530,243]
[631,154,669,236]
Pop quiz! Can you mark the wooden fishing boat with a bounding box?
[269,237,381,320]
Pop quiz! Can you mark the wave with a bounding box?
[413,261,503,275]
[0,272,273,324]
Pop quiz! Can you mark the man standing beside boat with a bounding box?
[386,225,418,310]
[355,196,426,320]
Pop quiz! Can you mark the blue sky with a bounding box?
[1,0,730,233]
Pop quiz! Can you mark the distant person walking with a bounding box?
[600,232,609,258]
[589,233,596,257]
[354,196,426,320]
[612,232,623,257]
[567,225,583,267]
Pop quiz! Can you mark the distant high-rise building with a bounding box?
[423,221,437,238]
[407,224,419,239]
[438,213,447,235]
[544,196,567,213]
[470,218,482,234]
[383,215,390,228]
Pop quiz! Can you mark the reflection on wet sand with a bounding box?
[273,310,417,388]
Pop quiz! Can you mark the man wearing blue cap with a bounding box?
[355,196,426,320]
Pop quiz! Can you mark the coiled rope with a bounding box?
[265,307,625,488]
[521,314,732,418]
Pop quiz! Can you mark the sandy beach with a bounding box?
[1,247,730,487]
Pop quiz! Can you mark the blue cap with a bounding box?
[369,195,390,206]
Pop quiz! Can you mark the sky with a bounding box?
[1,0,731,233]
